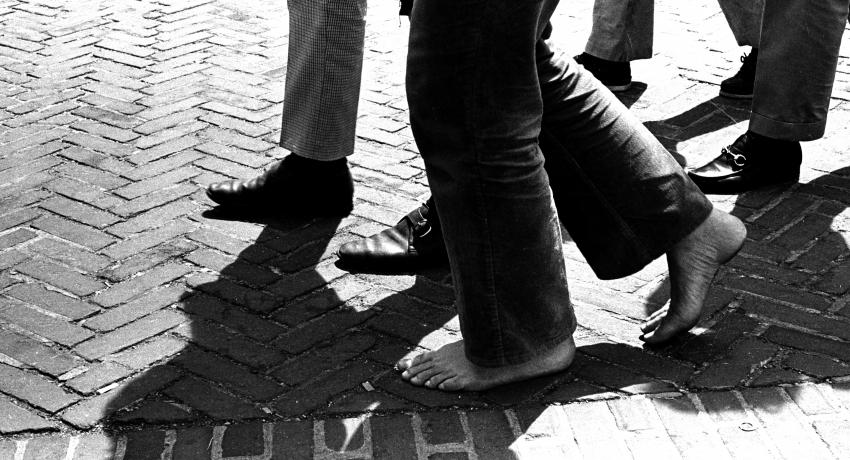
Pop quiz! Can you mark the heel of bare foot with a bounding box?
[395,337,576,391]
[641,208,746,344]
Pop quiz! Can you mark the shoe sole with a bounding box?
[607,82,632,92]
[718,90,753,99]
[688,173,799,195]
[205,189,353,217]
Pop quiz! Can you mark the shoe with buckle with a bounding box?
[574,52,632,92]
[687,131,802,194]
[720,48,757,99]
[206,155,354,216]
[337,198,448,270]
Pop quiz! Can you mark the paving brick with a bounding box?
[271,420,313,460]
[272,332,376,385]
[108,335,186,370]
[0,363,79,412]
[0,208,41,230]
[62,131,135,157]
[66,361,135,394]
[92,262,192,308]
[763,326,850,362]
[724,275,833,311]
[106,200,199,238]
[784,351,850,378]
[275,309,377,355]
[0,395,57,434]
[101,240,197,282]
[71,433,120,460]
[0,227,37,248]
[174,319,284,369]
[61,365,181,429]
[186,247,279,287]
[0,329,83,377]
[32,215,117,251]
[177,291,286,342]
[274,360,384,416]
[123,430,167,460]
[24,436,73,460]
[221,422,267,457]
[164,376,264,420]
[108,183,198,217]
[813,419,850,459]
[675,311,761,365]
[54,158,129,190]
[792,232,849,271]
[691,338,779,389]
[26,237,112,273]
[85,284,185,331]
[172,346,282,400]
[574,358,678,395]
[75,309,188,360]
[562,400,633,459]
[0,301,94,346]
[187,272,279,313]
[170,426,215,458]
[815,263,850,295]
[112,166,201,200]
[742,387,835,459]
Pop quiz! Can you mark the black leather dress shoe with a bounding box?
[337,199,448,270]
[687,132,802,194]
[206,155,353,216]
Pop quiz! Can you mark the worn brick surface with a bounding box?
[2,0,850,458]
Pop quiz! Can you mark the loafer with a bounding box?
[687,132,802,194]
[337,199,447,270]
[206,155,353,216]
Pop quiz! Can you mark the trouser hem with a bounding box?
[749,112,825,142]
[467,327,576,368]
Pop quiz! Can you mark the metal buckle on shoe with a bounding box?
[722,147,747,168]
[412,220,432,238]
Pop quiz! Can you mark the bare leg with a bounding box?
[640,208,746,343]
[396,337,576,391]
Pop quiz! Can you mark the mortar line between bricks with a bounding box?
[64,436,79,460]
[741,189,802,225]
[685,393,739,458]
[761,200,826,244]
[746,312,850,343]
[162,429,176,460]
[13,440,26,460]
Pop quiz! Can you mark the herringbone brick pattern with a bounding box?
[1,0,850,457]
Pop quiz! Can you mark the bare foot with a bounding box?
[640,208,746,344]
[396,337,575,391]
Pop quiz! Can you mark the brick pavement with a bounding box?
[1,0,849,458]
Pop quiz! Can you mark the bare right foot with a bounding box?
[640,207,746,344]
[396,337,575,392]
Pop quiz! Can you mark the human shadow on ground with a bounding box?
[94,199,682,441]
[644,95,752,166]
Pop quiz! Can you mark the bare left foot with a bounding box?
[640,207,746,344]
[395,337,575,391]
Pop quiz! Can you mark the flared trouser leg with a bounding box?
[537,34,712,280]
[749,0,849,141]
[408,0,712,366]
[408,0,574,367]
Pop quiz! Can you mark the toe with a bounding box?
[409,366,442,385]
[438,376,465,392]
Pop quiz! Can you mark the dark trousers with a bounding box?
[407,0,711,366]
